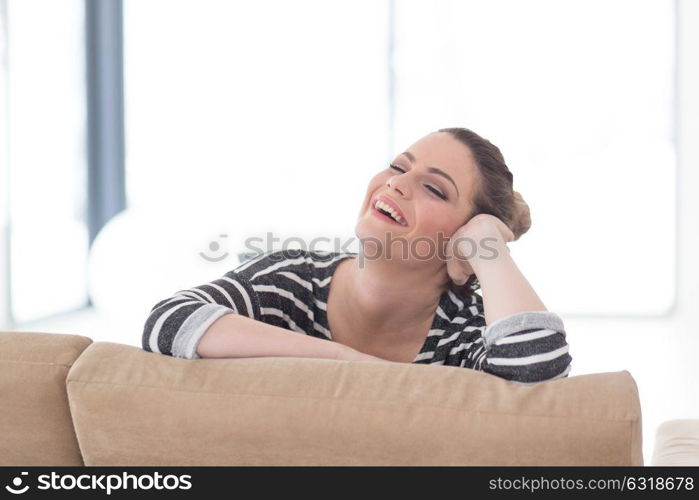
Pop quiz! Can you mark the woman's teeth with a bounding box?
[374,200,405,225]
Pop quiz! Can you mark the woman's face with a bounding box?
[355,131,479,261]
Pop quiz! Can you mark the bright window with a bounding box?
[7,0,88,323]
[124,0,390,251]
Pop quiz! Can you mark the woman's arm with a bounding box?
[447,213,547,324]
[471,244,571,383]
[143,249,388,362]
[197,313,386,362]
[469,239,548,325]
[447,215,571,383]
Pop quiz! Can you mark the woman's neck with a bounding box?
[336,251,448,341]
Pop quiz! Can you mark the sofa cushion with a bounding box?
[0,331,93,465]
[67,341,643,466]
[651,419,699,465]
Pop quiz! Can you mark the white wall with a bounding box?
[0,0,10,331]
[564,0,699,464]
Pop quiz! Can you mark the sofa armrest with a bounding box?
[66,342,643,466]
[0,331,93,466]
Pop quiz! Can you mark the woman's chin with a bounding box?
[354,218,407,242]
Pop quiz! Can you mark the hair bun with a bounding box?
[511,190,531,240]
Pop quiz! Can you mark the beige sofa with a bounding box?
[0,330,644,466]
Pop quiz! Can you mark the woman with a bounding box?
[142,127,572,384]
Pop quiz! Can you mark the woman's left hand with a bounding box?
[445,214,515,286]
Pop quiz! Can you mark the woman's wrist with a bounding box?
[333,343,351,360]
[334,343,388,362]
[468,238,511,274]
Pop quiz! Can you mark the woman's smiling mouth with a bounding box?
[371,196,409,227]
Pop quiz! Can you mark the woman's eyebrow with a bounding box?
[400,151,460,198]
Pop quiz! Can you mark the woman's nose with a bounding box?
[387,175,409,197]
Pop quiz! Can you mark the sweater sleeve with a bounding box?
[141,251,274,360]
[474,310,572,384]
[462,297,573,384]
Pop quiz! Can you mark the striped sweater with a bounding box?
[142,249,573,384]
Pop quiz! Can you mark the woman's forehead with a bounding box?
[404,133,477,181]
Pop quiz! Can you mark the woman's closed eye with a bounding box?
[388,164,448,200]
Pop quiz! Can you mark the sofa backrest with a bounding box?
[66,341,644,466]
[0,331,92,466]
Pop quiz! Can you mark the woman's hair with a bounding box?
[436,127,532,300]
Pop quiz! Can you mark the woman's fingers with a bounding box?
[482,216,514,243]
[498,218,515,242]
